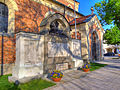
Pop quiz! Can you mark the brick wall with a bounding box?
[0,34,16,75]
[15,0,74,33]
[0,35,16,64]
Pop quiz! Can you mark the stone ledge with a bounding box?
[8,74,43,83]
[0,63,15,75]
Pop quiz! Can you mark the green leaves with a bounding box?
[103,25,120,45]
[94,0,120,29]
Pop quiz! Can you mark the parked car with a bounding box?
[104,52,115,56]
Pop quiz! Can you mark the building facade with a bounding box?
[0,0,104,81]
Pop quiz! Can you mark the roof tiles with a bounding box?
[69,14,95,25]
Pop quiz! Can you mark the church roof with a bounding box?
[69,14,95,26]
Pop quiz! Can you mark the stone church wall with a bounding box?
[71,24,89,61]
[87,16,103,60]
[0,0,81,75]
[56,0,79,11]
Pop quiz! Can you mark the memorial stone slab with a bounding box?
[48,42,69,57]
[9,32,44,83]
[71,39,83,67]
[56,63,68,70]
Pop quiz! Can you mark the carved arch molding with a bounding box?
[40,13,71,38]
[0,0,18,33]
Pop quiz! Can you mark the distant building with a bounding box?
[103,43,120,54]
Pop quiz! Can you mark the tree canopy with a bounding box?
[103,25,120,45]
[94,0,120,29]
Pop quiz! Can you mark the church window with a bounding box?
[0,3,8,33]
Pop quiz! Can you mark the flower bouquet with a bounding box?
[50,70,63,82]
[82,63,90,72]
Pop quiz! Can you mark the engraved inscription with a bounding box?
[72,40,81,56]
[48,42,69,57]
[24,40,42,66]
[56,63,68,70]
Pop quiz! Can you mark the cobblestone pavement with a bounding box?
[44,57,120,90]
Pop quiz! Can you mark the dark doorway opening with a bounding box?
[92,31,98,60]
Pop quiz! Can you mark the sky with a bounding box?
[76,0,114,30]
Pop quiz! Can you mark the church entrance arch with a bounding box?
[91,31,99,60]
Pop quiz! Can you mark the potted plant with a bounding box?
[82,63,90,72]
[50,70,64,82]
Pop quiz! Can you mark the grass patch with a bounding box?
[80,63,107,71]
[90,63,107,71]
[0,74,56,90]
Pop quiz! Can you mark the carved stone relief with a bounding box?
[24,39,42,66]
[71,40,81,56]
[48,42,69,57]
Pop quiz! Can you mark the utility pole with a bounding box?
[74,0,77,39]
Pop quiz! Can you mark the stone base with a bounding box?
[73,59,83,68]
[8,74,42,83]
[9,65,44,83]
[0,63,15,75]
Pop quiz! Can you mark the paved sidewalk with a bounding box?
[44,57,120,90]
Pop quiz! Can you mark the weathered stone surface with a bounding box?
[0,63,15,75]
[71,39,83,67]
[56,63,68,70]
[9,74,42,83]
[9,32,44,82]
[48,42,69,57]
[71,40,81,56]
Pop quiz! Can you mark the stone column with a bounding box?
[70,39,83,68]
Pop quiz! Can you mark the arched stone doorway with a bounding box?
[91,31,100,60]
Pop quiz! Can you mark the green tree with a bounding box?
[94,0,120,29]
[104,25,120,45]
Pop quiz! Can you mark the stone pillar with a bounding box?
[70,39,83,68]
[9,32,44,83]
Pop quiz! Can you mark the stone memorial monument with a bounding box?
[9,13,83,83]
[9,32,44,83]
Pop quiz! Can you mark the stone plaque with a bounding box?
[56,63,68,70]
[24,40,42,66]
[72,40,81,56]
[48,42,69,57]
[10,32,44,82]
